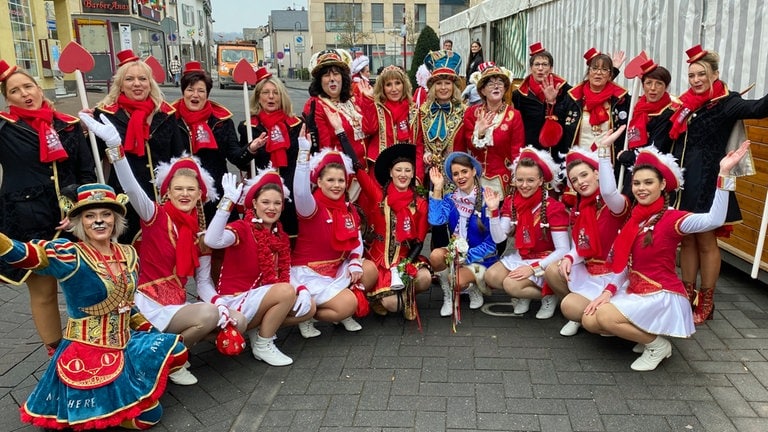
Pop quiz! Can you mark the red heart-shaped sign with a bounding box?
[624,51,649,79]
[58,42,95,74]
[144,56,166,84]
[233,58,258,85]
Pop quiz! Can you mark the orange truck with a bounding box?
[216,43,258,89]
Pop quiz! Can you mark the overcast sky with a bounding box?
[211,0,308,33]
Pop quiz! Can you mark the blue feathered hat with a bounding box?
[424,50,462,86]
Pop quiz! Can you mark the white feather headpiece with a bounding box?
[308,148,354,184]
[153,153,219,203]
[511,145,563,191]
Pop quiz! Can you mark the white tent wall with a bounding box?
[440,0,767,98]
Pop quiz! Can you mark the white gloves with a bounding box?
[298,136,311,151]
[79,113,122,148]
[216,304,236,328]
[221,172,243,203]
[292,287,312,317]
[390,267,405,290]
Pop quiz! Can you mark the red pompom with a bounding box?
[538,116,563,148]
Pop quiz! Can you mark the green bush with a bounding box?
[408,25,440,89]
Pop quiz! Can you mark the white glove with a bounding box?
[292,287,312,317]
[216,304,236,328]
[221,172,243,203]
[390,267,405,290]
[79,113,122,148]
[298,136,311,151]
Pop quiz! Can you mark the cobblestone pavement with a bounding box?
[1,263,768,431]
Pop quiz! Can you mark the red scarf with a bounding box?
[245,209,291,284]
[9,102,68,163]
[384,99,411,142]
[117,94,155,157]
[669,79,726,139]
[312,189,361,252]
[257,111,291,168]
[386,184,417,242]
[176,100,217,154]
[627,93,671,148]
[610,197,665,273]
[572,193,601,258]
[163,201,200,277]
[513,188,543,256]
[572,81,625,126]
[521,74,566,103]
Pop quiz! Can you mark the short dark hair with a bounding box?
[181,71,213,94]
[642,66,672,87]
[443,39,453,46]
[529,52,554,68]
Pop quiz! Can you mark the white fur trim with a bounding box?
[416,64,430,89]
[511,145,563,191]
[153,153,219,203]
[240,164,291,205]
[308,148,354,182]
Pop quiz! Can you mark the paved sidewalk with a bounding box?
[2,262,768,431]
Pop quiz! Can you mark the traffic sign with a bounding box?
[276,51,284,60]
[294,35,304,47]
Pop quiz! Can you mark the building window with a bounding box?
[414,4,427,33]
[325,3,362,33]
[371,3,384,32]
[182,4,195,26]
[393,3,405,27]
[8,0,37,74]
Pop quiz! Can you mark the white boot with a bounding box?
[298,319,321,338]
[559,320,581,337]
[513,298,531,315]
[339,317,362,331]
[249,330,293,366]
[466,283,484,309]
[437,269,452,317]
[169,361,198,386]
[630,336,672,371]
[536,295,558,319]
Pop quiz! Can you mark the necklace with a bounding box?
[485,102,506,115]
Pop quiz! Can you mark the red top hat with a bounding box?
[255,67,272,85]
[183,61,204,74]
[583,48,600,65]
[0,60,18,82]
[685,44,707,63]
[116,49,140,67]
[529,42,545,56]
[640,59,658,76]
[243,171,284,209]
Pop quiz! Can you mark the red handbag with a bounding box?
[538,105,563,148]
[216,323,245,356]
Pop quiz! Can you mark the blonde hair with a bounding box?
[69,211,128,241]
[249,76,293,115]
[1,69,55,108]
[373,67,413,105]
[98,60,164,111]
[426,80,462,105]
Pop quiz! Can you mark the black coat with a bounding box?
[671,89,768,219]
[175,101,242,224]
[0,113,95,282]
[511,77,573,159]
[236,114,303,237]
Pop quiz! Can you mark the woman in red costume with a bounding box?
[456,61,524,195]
[236,67,302,237]
[350,55,370,100]
[290,129,377,338]
[483,146,569,318]
[302,49,366,164]
[204,170,314,366]
[80,113,246,386]
[583,139,751,371]
[544,128,629,337]
[358,65,415,166]
[93,49,185,243]
[669,45,768,324]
